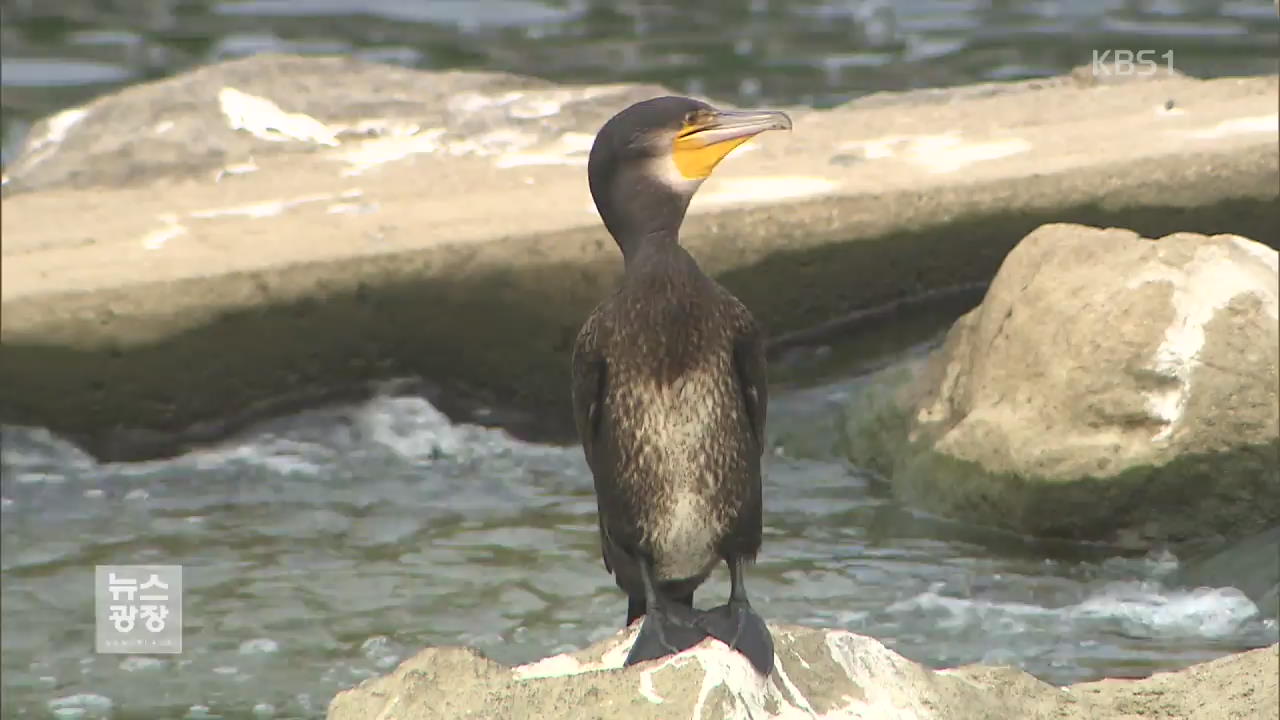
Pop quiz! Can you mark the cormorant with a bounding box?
[571,96,791,675]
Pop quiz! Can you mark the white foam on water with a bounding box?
[177,440,331,478]
[1071,582,1264,639]
[0,386,569,493]
[47,693,113,719]
[0,426,97,475]
[239,637,281,655]
[353,394,466,461]
[887,578,1270,646]
[119,656,166,672]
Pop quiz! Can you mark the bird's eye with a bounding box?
[678,111,706,136]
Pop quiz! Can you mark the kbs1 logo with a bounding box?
[1091,50,1175,77]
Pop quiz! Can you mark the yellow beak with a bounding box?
[673,109,793,180]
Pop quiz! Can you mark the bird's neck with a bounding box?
[597,171,695,263]
[618,227,682,271]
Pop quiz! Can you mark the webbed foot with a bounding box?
[700,599,774,675]
[624,601,710,666]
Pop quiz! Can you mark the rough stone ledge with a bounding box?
[327,622,1279,720]
[1,55,1276,460]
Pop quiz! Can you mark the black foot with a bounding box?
[699,600,774,675]
[624,602,710,667]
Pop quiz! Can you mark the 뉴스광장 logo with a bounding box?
[95,565,183,654]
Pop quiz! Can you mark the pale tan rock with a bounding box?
[841,224,1279,543]
[327,623,1279,720]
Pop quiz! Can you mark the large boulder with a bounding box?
[327,623,1278,719]
[841,223,1278,544]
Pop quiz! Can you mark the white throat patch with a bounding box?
[647,153,706,196]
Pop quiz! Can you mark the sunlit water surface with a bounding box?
[2,385,1275,718]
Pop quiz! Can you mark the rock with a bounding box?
[2,55,1276,461]
[1068,643,1279,720]
[327,623,1279,720]
[844,223,1278,543]
[0,54,666,197]
[1179,527,1280,619]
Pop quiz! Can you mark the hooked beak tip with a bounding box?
[714,109,792,133]
[682,109,793,147]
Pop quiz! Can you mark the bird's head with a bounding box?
[587,96,792,255]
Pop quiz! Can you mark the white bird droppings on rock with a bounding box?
[495,131,596,168]
[857,224,1278,542]
[639,666,666,704]
[911,134,1031,174]
[1184,113,1279,140]
[1127,238,1279,440]
[1230,234,1280,275]
[16,107,91,175]
[329,623,1279,720]
[188,190,364,220]
[339,129,446,176]
[141,213,187,250]
[214,160,259,182]
[218,87,339,147]
[693,176,840,209]
[513,652,592,680]
[839,132,1031,174]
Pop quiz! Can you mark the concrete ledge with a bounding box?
[2,55,1276,460]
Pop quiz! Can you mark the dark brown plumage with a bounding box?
[571,96,790,674]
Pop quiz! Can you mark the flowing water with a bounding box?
[3,372,1276,718]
